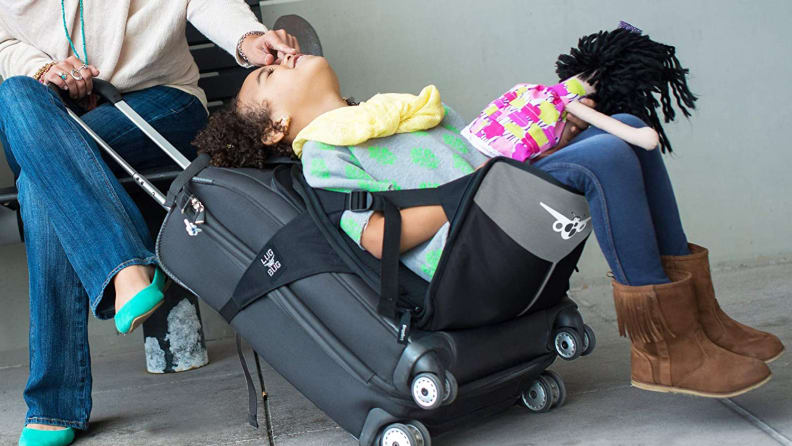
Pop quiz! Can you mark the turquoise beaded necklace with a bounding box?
[60,0,88,64]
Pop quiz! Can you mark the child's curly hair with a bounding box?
[192,97,358,169]
[192,101,295,169]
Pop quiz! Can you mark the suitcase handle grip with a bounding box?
[92,79,122,104]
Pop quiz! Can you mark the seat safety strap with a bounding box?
[221,213,353,322]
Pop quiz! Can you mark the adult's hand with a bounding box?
[535,98,596,160]
[240,29,300,66]
[41,55,100,100]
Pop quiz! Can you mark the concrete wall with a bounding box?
[264,0,792,276]
[2,0,791,355]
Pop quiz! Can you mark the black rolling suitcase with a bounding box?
[83,79,596,446]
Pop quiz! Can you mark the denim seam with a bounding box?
[46,90,156,296]
[25,416,87,430]
[541,161,630,282]
[92,255,158,311]
[103,93,201,148]
[76,289,90,423]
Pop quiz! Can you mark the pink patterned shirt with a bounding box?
[461,78,587,162]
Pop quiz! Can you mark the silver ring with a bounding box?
[70,69,83,81]
[78,64,88,71]
[58,72,68,81]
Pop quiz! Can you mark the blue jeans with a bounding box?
[533,114,690,286]
[0,76,207,430]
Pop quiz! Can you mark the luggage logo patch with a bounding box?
[261,247,284,278]
[540,202,590,240]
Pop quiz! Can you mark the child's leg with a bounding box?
[563,114,689,256]
[533,133,669,286]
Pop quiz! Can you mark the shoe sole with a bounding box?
[765,347,785,364]
[631,374,772,398]
[118,278,172,335]
[124,300,165,335]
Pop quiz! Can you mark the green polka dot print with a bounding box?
[452,153,474,174]
[357,180,390,192]
[340,215,363,241]
[410,147,439,169]
[442,134,469,154]
[442,123,460,133]
[316,142,336,151]
[347,148,362,165]
[366,146,396,165]
[344,164,370,181]
[421,249,443,278]
[310,158,330,179]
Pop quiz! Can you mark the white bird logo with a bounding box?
[540,202,591,240]
[261,249,276,268]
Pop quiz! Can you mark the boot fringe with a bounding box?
[613,289,675,343]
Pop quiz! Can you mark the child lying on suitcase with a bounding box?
[193,36,783,399]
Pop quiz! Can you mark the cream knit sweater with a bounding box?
[0,0,268,108]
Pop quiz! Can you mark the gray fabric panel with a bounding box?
[472,162,591,263]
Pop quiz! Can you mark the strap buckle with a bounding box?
[347,190,374,212]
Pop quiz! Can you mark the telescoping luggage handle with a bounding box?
[62,79,192,209]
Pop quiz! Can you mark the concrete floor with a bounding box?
[0,262,790,445]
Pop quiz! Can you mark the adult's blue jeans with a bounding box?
[533,114,690,286]
[0,76,207,430]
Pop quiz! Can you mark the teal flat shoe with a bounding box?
[114,267,167,334]
[19,427,75,446]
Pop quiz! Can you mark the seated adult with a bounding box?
[194,54,784,402]
[0,1,299,444]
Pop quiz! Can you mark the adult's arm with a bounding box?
[0,18,53,79]
[186,0,268,66]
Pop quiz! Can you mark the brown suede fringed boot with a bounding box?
[612,270,772,397]
[661,244,785,363]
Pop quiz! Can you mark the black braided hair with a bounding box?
[556,27,697,152]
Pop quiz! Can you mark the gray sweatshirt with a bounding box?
[302,106,488,281]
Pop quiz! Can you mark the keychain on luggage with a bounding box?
[182,196,205,237]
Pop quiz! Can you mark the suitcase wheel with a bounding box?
[582,324,596,356]
[411,372,444,410]
[521,376,554,412]
[442,370,458,405]
[521,371,567,413]
[553,327,583,360]
[541,370,567,408]
[378,421,431,446]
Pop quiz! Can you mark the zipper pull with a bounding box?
[398,309,412,345]
[190,196,206,225]
[184,218,202,237]
[182,195,206,237]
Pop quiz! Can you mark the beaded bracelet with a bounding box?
[33,61,58,83]
[236,30,266,65]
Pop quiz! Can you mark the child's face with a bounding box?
[237,54,341,127]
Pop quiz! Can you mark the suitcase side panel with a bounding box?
[233,287,558,441]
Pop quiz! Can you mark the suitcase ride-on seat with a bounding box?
[156,153,597,446]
